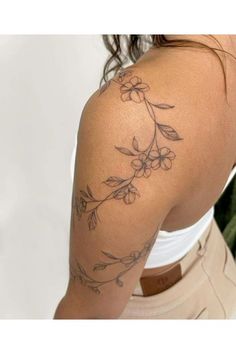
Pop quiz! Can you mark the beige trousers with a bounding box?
[119,219,236,319]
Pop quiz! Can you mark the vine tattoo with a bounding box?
[73,69,183,230]
[70,228,157,294]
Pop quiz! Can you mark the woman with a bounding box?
[54,35,236,319]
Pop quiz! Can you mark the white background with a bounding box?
[0,35,107,318]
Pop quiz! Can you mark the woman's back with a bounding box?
[131,43,236,231]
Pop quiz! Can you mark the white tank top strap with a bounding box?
[144,165,236,268]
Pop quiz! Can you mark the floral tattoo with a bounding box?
[73,69,183,230]
[70,227,157,294]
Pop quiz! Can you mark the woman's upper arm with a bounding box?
[54,71,185,319]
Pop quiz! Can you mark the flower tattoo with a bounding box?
[131,153,152,178]
[120,76,150,103]
[73,69,183,230]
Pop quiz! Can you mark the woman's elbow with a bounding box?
[53,295,120,319]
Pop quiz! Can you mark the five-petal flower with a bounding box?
[131,153,152,177]
[150,147,176,170]
[120,76,150,103]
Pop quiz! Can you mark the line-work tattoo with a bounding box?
[70,229,157,294]
[73,69,183,230]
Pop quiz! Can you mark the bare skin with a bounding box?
[138,35,236,277]
[54,35,236,319]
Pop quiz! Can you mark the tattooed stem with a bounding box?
[70,228,158,294]
[84,175,136,214]
[144,98,157,123]
[144,120,160,157]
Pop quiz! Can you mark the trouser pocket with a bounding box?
[223,244,236,287]
[194,307,208,319]
[199,224,236,318]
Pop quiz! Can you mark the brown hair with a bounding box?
[101,35,236,97]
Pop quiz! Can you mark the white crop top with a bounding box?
[144,165,236,268]
[70,142,236,268]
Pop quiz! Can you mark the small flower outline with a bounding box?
[113,183,140,204]
[120,76,150,103]
[149,147,176,170]
[131,153,152,178]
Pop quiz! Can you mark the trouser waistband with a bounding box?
[137,218,214,296]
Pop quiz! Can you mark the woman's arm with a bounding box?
[53,69,186,319]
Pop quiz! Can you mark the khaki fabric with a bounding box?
[119,219,236,319]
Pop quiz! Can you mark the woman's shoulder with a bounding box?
[82,57,234,184]
[85,61,235,226]
[85,52,231,142]
[77,65,191,212]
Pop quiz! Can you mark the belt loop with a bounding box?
[197,219,214,256]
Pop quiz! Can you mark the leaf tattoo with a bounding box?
[73,69,183,230]
[157,123,182,141]
[114,146,136,156]
[132,136,140,152]
[103,176,126,187]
